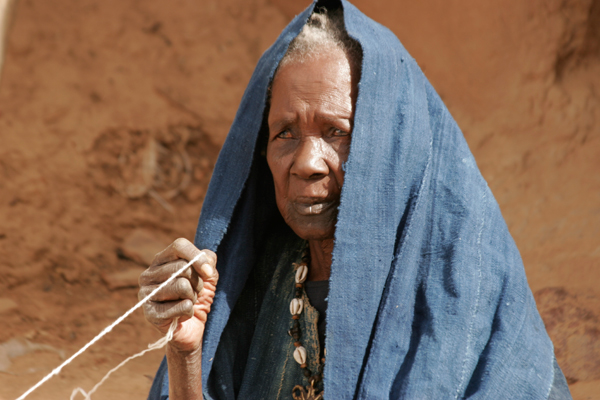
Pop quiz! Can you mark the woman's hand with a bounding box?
[139,238,218,353]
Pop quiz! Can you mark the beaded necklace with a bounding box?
[289,246,325,400]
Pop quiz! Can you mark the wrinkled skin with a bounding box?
[139,48,356,399]
[267,48,357,280]
[138,238,218,400]
[267,48,355,242]
[138,238,218,352]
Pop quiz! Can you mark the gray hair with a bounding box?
[260,8,362,154]
[278,8,363,74]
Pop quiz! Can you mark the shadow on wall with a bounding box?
[554,0,600,79]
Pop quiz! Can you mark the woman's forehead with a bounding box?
[273,49,352,86]
[269,51,354,116]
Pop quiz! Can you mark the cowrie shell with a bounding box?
[293,346,307,365]
[290,298,303,315]
[295,264,308,284]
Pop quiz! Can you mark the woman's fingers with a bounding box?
[138,276,198,303]
[151,239,217,277]
[138,238,218,339]
[197,259,219,286]
[139,271,198,333]
[139,260,204,295]
[143,299,195,328]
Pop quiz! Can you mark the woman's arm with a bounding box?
[138,238,219,400]
[166,342,204,400]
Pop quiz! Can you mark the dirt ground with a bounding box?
[0,0,598,399]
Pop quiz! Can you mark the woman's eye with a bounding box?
[276,129,293,139]
[331,128,349,137]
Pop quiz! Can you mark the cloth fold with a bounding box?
[149,0,570,398]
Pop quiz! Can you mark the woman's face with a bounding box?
[267,49,356,241]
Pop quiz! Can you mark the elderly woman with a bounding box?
[139,1,571,399]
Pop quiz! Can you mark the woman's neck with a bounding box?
[307,239,333,281]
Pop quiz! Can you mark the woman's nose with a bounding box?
[291,137,329,179]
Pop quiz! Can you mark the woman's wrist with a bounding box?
[166,340,203,368]
[166,342,203,400]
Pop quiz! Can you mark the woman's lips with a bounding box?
[292,201,336,216]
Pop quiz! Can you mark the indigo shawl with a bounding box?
[149,0,571,398]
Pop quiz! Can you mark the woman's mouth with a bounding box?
[292,201,336,216]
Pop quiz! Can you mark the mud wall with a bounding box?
[0,1,598,398]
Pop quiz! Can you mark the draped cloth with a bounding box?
[149,0,570,398]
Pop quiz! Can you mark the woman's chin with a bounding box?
[285,214,337,242]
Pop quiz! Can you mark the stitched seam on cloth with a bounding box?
[466,235,550,398]
[473,275,527,397]
[359,71,418,397]
[544,338,556,398]
[362,130,434,400]
[361,67,435,399]
[365,152,435,400]
[275,338,291,399]
[486,271,554,398]
[545,354,557,400]
[455,190,486,399]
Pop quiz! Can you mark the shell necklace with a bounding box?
[289,246,325,400]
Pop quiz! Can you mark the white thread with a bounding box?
[15,252,205,400]
[70,318,179,400]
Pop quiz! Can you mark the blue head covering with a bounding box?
[149,1,570,398]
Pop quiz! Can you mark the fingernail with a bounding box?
[201,263,214,277]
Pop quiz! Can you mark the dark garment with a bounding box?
[148,234,570,399]
[304,280,329,361]
[148,351,572,399]
[149,233,325,400]
[149,0,571,398]
[206,235,324,399]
